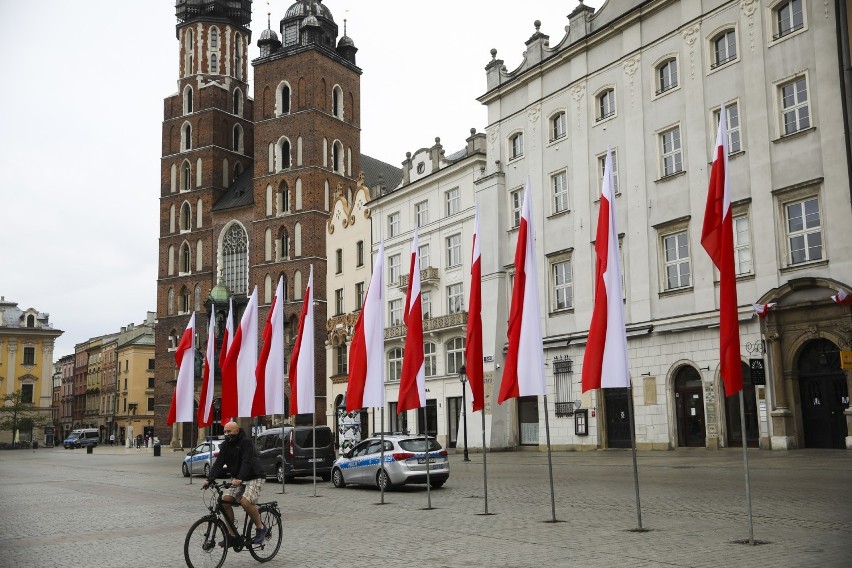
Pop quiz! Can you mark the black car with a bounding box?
[255,425,335,482]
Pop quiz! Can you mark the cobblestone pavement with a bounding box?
[1,445,850,567]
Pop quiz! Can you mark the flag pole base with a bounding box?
[475,512,496,516]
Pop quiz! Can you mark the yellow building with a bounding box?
[0,296,64,446]
[114,315,156,447]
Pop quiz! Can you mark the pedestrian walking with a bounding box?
[110,434,115,446]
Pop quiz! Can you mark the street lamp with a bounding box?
[458,364,470,461]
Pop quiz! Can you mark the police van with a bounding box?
[63,428,99,449]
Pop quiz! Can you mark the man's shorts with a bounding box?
[224,478,265,503]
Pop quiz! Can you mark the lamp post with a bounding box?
[458,365,470,461]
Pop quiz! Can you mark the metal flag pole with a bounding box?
[425,407,433,510]
[280,414,287,495]
[543,394,557,523]
[379,407,386,505]
[739,390,755,544]
[626,383,643,530]
[479,410,492,516]
[312,412,317,498]
[188,415,196,485]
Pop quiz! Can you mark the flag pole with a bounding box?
[626,383,643,530]
[425,409,433,510]
[739,391,755,544]
[479,410,491,515]
[379,407,386,505]
[280,414,287,495]
[543,394,557,523]
[312,411,317,498]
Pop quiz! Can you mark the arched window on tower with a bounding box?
[211,27,218,49]
[234,34,243,81]
[181,123,192,151]
[233,89,242,116]
[180,285,190,313]
[210,53,218,74]
[194,284,202,312]
[233,162,242,182]
[182,161,191,192]
[332,85,344,119]
[181,243,191,274]
[277,82,291,115]
[222,223,248,294]
[168,288,175,315]
[278,138,291,170]
[279,227,289,260]
[180,202,192,232]
[279,181,289,214]
[233,124,243,153]
[184,29,194,76]
[183,86,193,114]
[333,141,343,173]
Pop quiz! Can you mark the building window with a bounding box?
[660,126,683,177]
[510,132,524,160]
[335,289,344,315]
[388,401,407,432]
[597,89,616,120]
[210,53,218,73]
[233,125,242,153]
[355,282,365,310]
[550,112,566,141]
[387,212,400,238]
[336,344,348,375]
[181,243,191,274]
[446,234,462,268]
[447,283,464,314]
[388,254,401,285]
[210,27,218,49]
[510,188,523,228]
[387,348,404,382]
[552,260,573,310]
[421,291,432,319]
[21,384,34,404]
[278,83,291,115]
[733,215,752,275]
[656,58,678,94]
[780,77,810,136]
[446,338,465,375]
[332,85,344,119]
[148,377,156,389]
[785,197,822,264]
[445,187,460,217]
[774,0,804,39]
[415,201,429,228]
[389,299,403,326]
[23,347,35,366]
[424,342,437,377]
[148,397,155,412]
[356,240,364,266]
[278,139,291,170]
[333,141,344,173]
[662,230,691,290]
[148,358,155,370]
[222,223,248,294]
[418,244,430,270]
[599,150,619,194]
[552,171,568,213]
[712,30,737,68]
[715,104,742,153]
[335,248,343,274]
[181,286,191,313]
[184,86,193,114]
[182,123,192,151]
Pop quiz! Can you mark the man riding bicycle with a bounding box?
[202,422,267,545]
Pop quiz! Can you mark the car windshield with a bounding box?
[294,429,332,448]
[398,439,441,452]
[66,433,80,439]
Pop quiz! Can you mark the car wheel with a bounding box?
[182,462,190,478]
[331,468,346,488]
[376,469,392,491]
[276,463,285,484]
[320,472,331,482]
[429,478,446,489]
[203,463,210,478]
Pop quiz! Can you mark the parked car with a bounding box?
[255,426,335,482]
[182,439,223,478]
[331,435,449,490]
[63,428,99,449]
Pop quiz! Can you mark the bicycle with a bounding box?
[184,480,283,568]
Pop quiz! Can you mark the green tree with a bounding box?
[0,390,48,446]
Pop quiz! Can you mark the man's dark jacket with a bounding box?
[207,429,265,482]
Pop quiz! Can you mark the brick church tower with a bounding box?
[155,0,364,445]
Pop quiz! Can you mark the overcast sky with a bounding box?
[0,0,604,358]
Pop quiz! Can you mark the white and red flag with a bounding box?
[466,207,485,412]
[218,298,236,424]
[254,276,285,416]
[831,290,852,306]
[398,228,426,413]
[582,148,630,392]
[752,303,777,318]
[168,312,196,425]
[219,297,233,371]
[289,266,316,415]
[701,104,743,397]
[346,241,386,412]
[197,308,216,427]
[498,178,546,404]
[221,287,259,419]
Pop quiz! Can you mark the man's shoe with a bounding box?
[251,525,268,545]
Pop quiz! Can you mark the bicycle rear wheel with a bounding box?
[184,517,228,568]
[248,507,282,562]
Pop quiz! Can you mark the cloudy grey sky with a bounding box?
[0,0,603,358]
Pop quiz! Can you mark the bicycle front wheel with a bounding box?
[248,507,282,562]
[184,517,229,568]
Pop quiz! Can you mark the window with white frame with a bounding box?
[780,77,810,136]
[415,201,429,227]
[774,0,804,40]
[387,212,400,238]
[712,29,737,68]
[551,112,566,141]
[445,187,460,216]
[733,215,752,275]
[388,253,401,285]
[335,288,344,315]
[355,282,364,310]
[509,132,524,160]
[598,150,619,194]
[421,291,432,319]
[335,248,343,274]
[356,240,364,266]
[552,171,568,213]
[389,299,403,326]
[660,126,683,176]
[715,104,742,153]
[424,342,437,377]
[446,234,462,268]
[387,348,404,381]
[656,58,678,94]
[446,338,465,375]
[552,259,573,310]
[510,188,523,228]
[662,230,691,290]
[447,283,464,314]
[336,344,348,375]
[597,89,616,120]
[418,244,430,270]
[785,196,822,264]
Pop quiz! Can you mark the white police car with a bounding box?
[330,435,449,490]
[182,439,223,478]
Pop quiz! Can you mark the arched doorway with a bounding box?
[798,339,849,448]
[674,366,705,447]
[603,388,631,448]
[725,362,759,447]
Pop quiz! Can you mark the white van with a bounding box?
[63,428,99,449]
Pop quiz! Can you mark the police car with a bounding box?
[330,435,449,490]
[182,439,223,478]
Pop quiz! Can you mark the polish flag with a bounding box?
[465,207,485,412]
[289,266,315,415]
[222,287,259,419]
[397,228,426,413]
[197,308,216,427]
[498,178,546,404]
[254,276,285,417]
[168,312,196,425]
[701,104,743,397]
[582,148,630,392]
[831,290,852,306]
[346,241,386,412]
[753,303,777,318]
[218,298,235,424]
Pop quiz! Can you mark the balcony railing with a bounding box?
[385,311,467,339]
[398,267,440,289]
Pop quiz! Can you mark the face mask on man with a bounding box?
[224,432,237,442]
